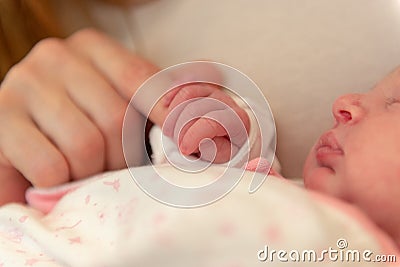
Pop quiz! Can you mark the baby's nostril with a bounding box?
[340,110,352,121]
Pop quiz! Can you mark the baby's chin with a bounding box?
[303,156,340,196]
[304,167,334,192]
[304,164,350,204]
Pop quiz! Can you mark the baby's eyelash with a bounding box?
[385,97,400,106]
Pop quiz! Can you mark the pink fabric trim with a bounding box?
[25,183,81,214]
[245,157,283,178]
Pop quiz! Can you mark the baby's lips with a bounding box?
[316,131,343,154]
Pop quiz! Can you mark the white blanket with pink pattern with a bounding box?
[0,165,398,267]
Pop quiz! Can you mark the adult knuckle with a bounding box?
[0,64,42,103]
[37,91,65,116]
[0,101,8,122]
[2,39,68,97]
[0,106,15,142]
[2,63,35,87]
[32,38,66,59]
[103,104,126,138]
[29,38,71,68]
[30,156,68,187]
[68,28,104,45]
[0,102,16,124]
[73,128,105,163]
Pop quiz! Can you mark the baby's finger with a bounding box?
[167,83,219,113]
[175,118,197,149]
[180,109,248,155]
[199,136,238,163]
[162,86,181,107]
[163,84,218,138]
[173,97,227,145]
[179,116,226,155]
[164,60,224,107]
[207,89,238,107]
[162,98,193,139]
[207,90,251,135]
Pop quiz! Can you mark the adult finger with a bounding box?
[26,38,128,170]
[0,107,70,188]
[0,156,31,205]
[66,29,159,101]
[26,88,106,180]
[4,63,106,180]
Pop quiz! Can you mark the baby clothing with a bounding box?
[0,164,398,266]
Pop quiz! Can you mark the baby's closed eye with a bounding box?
[385,96,400,107]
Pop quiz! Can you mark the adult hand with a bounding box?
[0,28,160,205]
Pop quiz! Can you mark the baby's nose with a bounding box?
[332,93,364,125]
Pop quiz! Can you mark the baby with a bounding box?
[164,65,400,249]
[303,66,400,247]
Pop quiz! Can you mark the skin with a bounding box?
[2,22,397,247]
[163,84,250,163]
[0,28,248,205]
[303,66,400,247]
[0,29,160,204]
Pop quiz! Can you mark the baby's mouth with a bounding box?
[315,132,344,168]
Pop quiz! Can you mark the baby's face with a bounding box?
[303,67,400,227]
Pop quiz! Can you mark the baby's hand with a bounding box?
[162,84,250,163]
